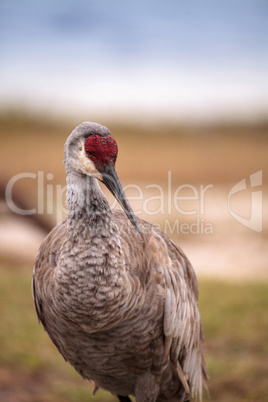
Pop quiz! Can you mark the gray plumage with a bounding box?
[32,122,208,401]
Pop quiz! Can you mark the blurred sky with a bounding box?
[0,0,268,122]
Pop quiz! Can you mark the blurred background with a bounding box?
[0,0,268,401]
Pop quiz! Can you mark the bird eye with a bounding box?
[87,150,95,157]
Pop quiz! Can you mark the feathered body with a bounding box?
[33,122,207,401]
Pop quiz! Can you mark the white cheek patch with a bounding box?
[77,138,103,180]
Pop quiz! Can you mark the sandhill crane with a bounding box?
[32,122,208,402]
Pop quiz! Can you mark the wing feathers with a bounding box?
[163,258,207,400]
[176,361,190,394]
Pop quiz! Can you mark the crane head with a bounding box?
[64,122,141,234]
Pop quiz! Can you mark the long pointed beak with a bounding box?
[101,164,142,234]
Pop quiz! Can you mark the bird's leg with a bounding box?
[117,396,131,402]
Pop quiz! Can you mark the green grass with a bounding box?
[0,262,268,401]
[199,281,268,401]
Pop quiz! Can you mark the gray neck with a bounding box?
[66,171,112,235]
